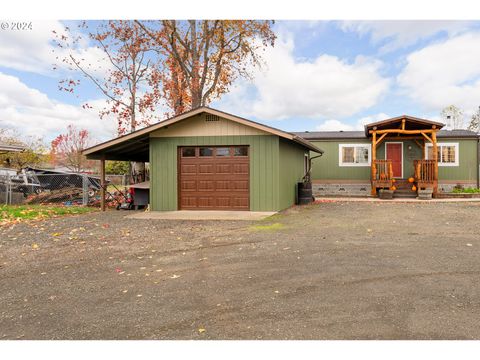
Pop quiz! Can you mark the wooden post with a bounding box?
[432,130,438,194]
[100,156,106,211]
[371,131,377,196]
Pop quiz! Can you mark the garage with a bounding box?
[83,107,323,212]
[178,145,249,210]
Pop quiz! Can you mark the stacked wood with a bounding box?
[25,187,83,204]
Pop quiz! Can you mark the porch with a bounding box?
[367,115,445,197]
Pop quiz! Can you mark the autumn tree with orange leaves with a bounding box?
[50,125,96,173]
[53,21,162,136]
[135,20,276,116]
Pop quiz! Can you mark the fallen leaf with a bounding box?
[32,243,39,250]
[52,232,62,237]
[198,328,206,334]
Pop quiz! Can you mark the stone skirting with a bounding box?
[438,182,478,193]
[312,183,372,197]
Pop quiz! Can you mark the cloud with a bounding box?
[315,119,354,131]
[218,34,390,121]
[397,32,480,115]
[0,20,109,76]
[314,113,390,131]
[340,20,472,53]
[0,72,117,142]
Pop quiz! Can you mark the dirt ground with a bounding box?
[1,201,480,340]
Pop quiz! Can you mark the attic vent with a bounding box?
[205,114,220,122]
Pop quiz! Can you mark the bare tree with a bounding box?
[441,105,464,129]
[468,106,480,133]
[53,21,162,135]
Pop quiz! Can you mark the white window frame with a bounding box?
[425,142,459,167]
[338,144,371,167]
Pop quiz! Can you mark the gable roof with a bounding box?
[294,129,480,140]
[83,107,323,160]
[364,115,445,136]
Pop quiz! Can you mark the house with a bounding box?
[84,110,480,211]
[295,115,480,197]
[83,107,323,212]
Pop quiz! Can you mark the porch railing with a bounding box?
[373,159,393,181]
[414,160,437,188]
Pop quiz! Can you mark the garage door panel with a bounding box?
[215,197,232,208]
[181,164,197,174]
[215,180,231,190]
[232,180,248,191]
[215,163,232,174]
[180,180,197,191]
[179,146,249,210]
[233,163,249,174]
[198,180,215,191]
[231,197,249,208]
[198,197,216,208]
[181,196,197,208]
[198,164,215,174]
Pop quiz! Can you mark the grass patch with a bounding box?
[0,205,96,223]
[452,187,480,194]
[250,222,286,231]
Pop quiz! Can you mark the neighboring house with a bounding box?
[296,115,480,197]
[84,107,323,212]
[83,110,480,211]
[0,142,25,154]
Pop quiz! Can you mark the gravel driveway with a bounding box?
[1,201,480,339]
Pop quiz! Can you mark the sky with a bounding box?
[1,19,480,144]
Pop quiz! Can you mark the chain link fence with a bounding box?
[0,171,130,207]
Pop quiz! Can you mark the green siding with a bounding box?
[309,140,371,180]
[149,135,280,211]
[437,139,478,181]
[278,139,307,210]
[309,138,478,182]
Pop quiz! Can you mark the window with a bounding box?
[199,147,213,156]
[339,144,371,166]
[425,143,459,166]
[233,146,248,156]
[181,147,196,157]
[216,147,230,156]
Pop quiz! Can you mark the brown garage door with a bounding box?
[178,146,250,210]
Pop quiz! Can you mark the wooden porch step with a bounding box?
[393,190,417,198]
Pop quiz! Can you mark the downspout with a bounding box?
[477,137,480,189]
[303,153,323,183]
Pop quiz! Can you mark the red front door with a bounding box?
[386,143,402,178]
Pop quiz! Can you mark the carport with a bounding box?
[82,130,150,211]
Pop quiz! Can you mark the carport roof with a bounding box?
[83,107,323,161]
